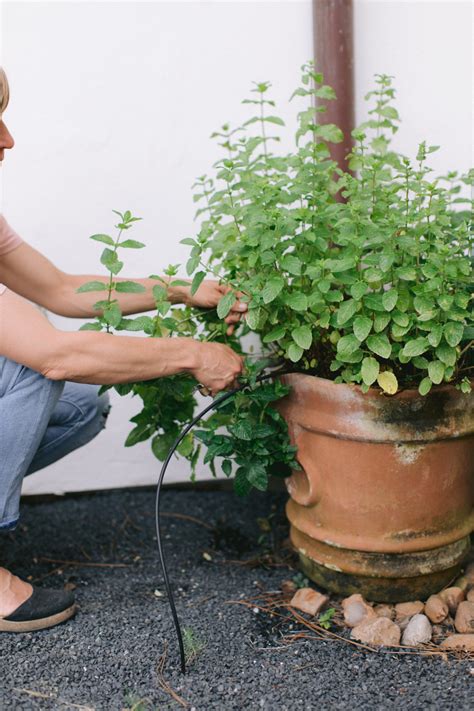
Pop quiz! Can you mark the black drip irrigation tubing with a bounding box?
[154,369,288,674]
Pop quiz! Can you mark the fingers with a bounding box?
[229,301,248,316]
[193,343,244,396]
[232,294,248,313]
[213,358,244,395]
[224,313,243,328]
[224,298,247,334]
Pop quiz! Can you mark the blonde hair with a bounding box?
[0,68,10,116]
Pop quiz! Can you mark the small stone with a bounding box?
[401,614,432,646]
[466,588,474,603]
[341,594,377,628]
[351,617,401,647]
[394,601,424,629]
[424,595,449,624]
[454,601,474,633]
[374,604,395,620]
[290,588,328,616]
[394,601,424,622]
[440,634,474,652]
[281,579,297,594]
[439,587,465,615]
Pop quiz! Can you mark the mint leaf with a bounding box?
[382,289,398,312]
[263,325,286,343]
[353,316,372,342]
[292,325,312,350]
[367,334,391,359]
[285,293,308,311]
[281,254,302,275]
[444,322,464,347]
[361,357,379,385]
[262,277,284,304]
[90,233,114,246]
[337,299,358,326]
[217,291,236,319]
[337,334,361,358]
[115,281,146,293]
[419,377,432,396]
[402,337,430,358]
[288,343,304,362]
[428,360,445,385]
[77,281,107,293]
[119,239,146,249]
[190,271,206,296]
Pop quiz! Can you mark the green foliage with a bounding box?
[79,217,296,493]
[77,209,145,334]
[182,627,206,665]
[122,694,152,711]
[194,360,300,495]
[183,64,473,396]
[292,572,310,589]
[79,64,473,500]
[318,607,336,630]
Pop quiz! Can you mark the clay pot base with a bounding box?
[295,534,471,603]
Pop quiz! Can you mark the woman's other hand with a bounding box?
[180,280,247,335]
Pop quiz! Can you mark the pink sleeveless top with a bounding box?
[0,214,23,294]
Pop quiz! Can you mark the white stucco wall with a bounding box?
[0,0,471,494]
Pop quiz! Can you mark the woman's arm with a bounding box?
[0,290,243,391]
[0,242,246,330]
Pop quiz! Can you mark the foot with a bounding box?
[0,567,33,617]
[0,568,76,632]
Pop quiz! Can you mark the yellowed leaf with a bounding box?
[377,371,398,395]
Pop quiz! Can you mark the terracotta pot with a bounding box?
[278,374,474,602]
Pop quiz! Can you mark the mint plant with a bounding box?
[77,209,147,332]
[185,65,473,396]
[79,65,472,497]
[78,214,297,492]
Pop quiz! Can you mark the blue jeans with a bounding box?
[0,357,110,531]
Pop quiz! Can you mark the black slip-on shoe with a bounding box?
[0,586,76,632]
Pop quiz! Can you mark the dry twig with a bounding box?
[13,688,94,709]
[39,557,129,569]
[160,511,215,531]
[156,644,190,709]
[226,591,474,661]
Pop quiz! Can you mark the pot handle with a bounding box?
[285,429,321,507]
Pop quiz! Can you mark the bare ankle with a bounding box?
[0,567,32,617]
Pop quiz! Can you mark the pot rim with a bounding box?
[278,371,474,442]
[280,371,472,400]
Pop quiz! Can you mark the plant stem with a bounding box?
[105,227,123,333]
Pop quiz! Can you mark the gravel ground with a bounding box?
[0,487,472,711]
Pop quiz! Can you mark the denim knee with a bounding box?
[0,358,64,401]
[53,383,110,430]
[25,384,112,477]
[0,359,65,531]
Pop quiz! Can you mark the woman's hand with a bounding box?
[191,342,244,396]
[178,280,247,335]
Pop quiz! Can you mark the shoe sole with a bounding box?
[0,604,76,632]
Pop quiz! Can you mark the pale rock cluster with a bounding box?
[286,562,474,652]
